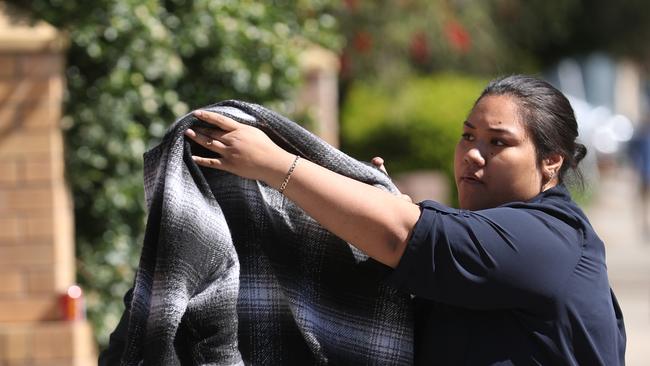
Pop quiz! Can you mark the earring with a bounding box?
[542,171,556,191]
[548,171,556,181]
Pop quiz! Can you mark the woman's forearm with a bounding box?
[267,152,421,268]
[185,110,421,267]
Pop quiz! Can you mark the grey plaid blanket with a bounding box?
[100,100,414,365]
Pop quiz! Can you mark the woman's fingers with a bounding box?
[185,128,227,151]
[371,156,410,201]
[185,112,281,181]
[193,110,239,131]
[185,128,228,170]
[192,156,225,169]
[371,156,388,174]
[194,127,229,143]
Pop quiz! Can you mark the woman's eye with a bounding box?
[461,133,474,141]
[492,139,506,146]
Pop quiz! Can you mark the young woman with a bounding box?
[185,75,626,365]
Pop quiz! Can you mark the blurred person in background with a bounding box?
[627,116,650,240]
[185,75,626,365]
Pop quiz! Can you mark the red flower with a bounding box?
[444,20,471,54]
[353,31,373,53]
[343,0,359,12]
[409,31,430,64]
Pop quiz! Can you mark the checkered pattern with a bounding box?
[109,100,414,365]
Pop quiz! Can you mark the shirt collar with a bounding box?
[528,183,572,204]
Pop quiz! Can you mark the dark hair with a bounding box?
[475,74,587,186]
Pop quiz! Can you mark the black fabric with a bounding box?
[100,100,413,365]
[388,184,626,365]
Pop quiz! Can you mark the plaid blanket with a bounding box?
[100,100,414,365]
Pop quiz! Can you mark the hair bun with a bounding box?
[573,143,587,167]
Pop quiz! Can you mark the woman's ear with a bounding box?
[542,153,564,180]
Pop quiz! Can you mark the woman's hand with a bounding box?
[184,110,295,188]
[371,156,413,203]
[371,156,389,174]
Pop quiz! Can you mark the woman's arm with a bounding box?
[185,110,421,268]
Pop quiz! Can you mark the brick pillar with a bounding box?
[297,45,340,147]
[0,2,96,365]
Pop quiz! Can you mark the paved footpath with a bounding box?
[585,165,650,366]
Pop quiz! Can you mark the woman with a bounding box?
[185,75,626,365]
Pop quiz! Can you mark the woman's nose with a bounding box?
[463,147,486,166]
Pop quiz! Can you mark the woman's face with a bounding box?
[454,95,545,210]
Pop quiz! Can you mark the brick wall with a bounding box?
[0,2,96,365]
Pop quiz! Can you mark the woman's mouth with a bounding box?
[460,175,484,185]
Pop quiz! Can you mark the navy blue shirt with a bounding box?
[388,185,626,365]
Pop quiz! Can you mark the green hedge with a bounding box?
[340,73,488,203]
[9,0,341,348]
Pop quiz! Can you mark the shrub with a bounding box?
[341,73,488,202]
[10,0,341,348]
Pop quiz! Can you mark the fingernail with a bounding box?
[185,128,196,137]
[193,110,203,117]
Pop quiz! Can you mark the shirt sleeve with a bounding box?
[387,200,584,310]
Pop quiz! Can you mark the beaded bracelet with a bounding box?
[279,155,300,194]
